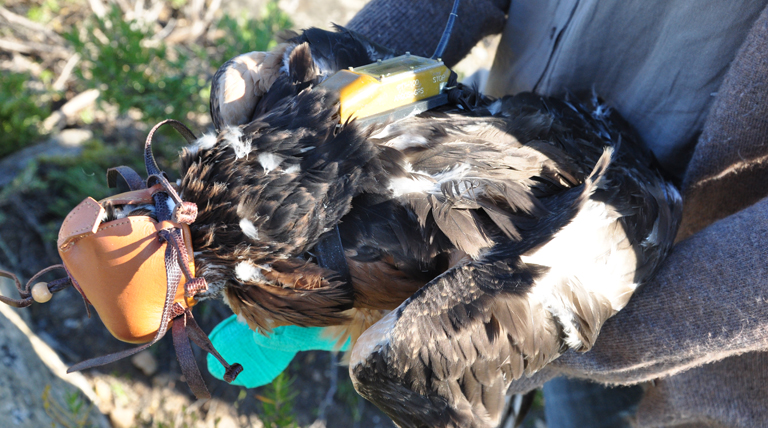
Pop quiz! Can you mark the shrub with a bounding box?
[64,5,209,124]
[214,0,293,65]
[0,72,50,157]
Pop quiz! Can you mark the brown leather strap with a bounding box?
[172,311,211,399]
[99,184,163,206]
[162,227,206,297]
[0,265,71,308]
[143,120,198,224]
[184,311,243,383]
[144,119,196,178]
[66,331,158,373]
[107,166,146,191]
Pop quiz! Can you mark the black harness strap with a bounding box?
[313,225,351,285]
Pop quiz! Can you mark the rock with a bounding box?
[0,129,92,188]
[92,377,114,413]
[0,280,110,428]
[215,414,239,428]
[131,349,158,376]
[56,128,93,147]
[204,399,245,428]
[109,405,136,428]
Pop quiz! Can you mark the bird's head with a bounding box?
[179,28,406,332]
[179,86,392,333]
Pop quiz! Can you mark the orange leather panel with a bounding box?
[57,197,104,250]
[59,215,196,344]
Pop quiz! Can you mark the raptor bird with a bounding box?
[179,28,680,428]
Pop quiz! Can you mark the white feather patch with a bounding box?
[234,261,264,283]
[194,133,218,152]
[165,197,177,215]
[222,126,249,159]
[283,164,301,174]
[258,152,283,174]
[186,133,217,155]
[312,56,332,80]
[388,176,433,197]
[388,163,475,197]
[239,218,259,240]
[384,134,430,151]
[370,123,396,139]
[350,309,396,368]
[523,199,639,349]
[279,43,296,76]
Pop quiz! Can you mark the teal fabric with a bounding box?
[207,315,350,388]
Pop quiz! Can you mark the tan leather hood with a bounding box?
[58,194,196,344]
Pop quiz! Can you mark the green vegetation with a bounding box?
[214,1,292,65]
[64,4,209,124]
[0,0,293,250]
[2,0,292,158]
[337,376,364,423]
[255,372,299,428]
[0,72,51,157]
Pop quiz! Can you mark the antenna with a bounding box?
[431,0,460,60]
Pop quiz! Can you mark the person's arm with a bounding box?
[551,198,768,384]
[346,0,510,67]
[507,2,768,392]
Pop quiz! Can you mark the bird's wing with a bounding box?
[348,150,628,428]
[349,256,562,428]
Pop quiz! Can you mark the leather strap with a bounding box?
[313,225,351,285]
[0,265,71,308]
[107,166,146,191]
[144,120,198,224]
[99,184,163,206]
[172,310,210,399]
[183,312,243,383]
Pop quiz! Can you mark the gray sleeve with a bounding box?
[506,4,768,417]
[345,0,510,67]
[550,197,768,384]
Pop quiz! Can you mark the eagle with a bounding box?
[179,27,680,428]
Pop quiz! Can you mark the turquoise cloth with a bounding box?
[207,315,349,388]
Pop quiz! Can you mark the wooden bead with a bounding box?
[31,282,52,303]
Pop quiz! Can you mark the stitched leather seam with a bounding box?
[59,201,87,241]
[96,218,140,233]
[76,201,102,235]
[62,217,157,252]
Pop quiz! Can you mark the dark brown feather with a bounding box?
[189,27,681,428]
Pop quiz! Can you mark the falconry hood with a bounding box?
[0,120,243,400]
